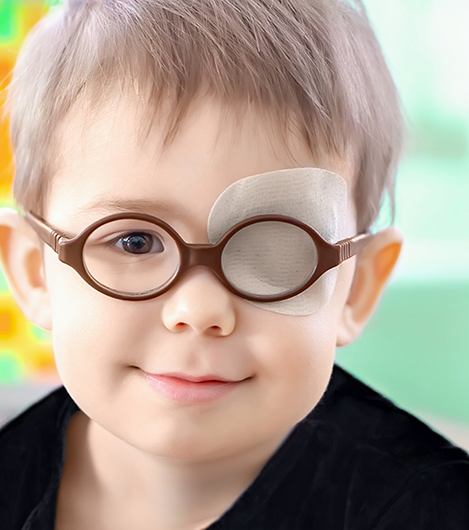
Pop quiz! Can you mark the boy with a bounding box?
[0,0,468,528]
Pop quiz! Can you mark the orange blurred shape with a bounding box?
[23,344,59,381]
[0,57,13,89]
[0,309,14,338]
[22,340,60,384]
[1,57,14,193]
[0,127,14,191]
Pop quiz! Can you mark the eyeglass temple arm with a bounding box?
[25,212,65,254]
[334,232,374,263]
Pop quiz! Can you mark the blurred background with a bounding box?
[0,0,468,447]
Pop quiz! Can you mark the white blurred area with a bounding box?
[0,384,59,427]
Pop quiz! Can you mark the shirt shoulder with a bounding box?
[307,366,469,528]
[315,366,469,467]
[0,386,77,530]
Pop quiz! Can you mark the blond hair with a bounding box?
[5,0,405,230]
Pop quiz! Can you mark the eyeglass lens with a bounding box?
[83,219,181,294]
[82,218,319,297]
[221,221,318,296]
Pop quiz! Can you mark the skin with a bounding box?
[0,96,402,530]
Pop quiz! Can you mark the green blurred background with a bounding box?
[0,1,468,427]
[336,0,469,426]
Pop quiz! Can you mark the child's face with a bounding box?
[39,96,358,460]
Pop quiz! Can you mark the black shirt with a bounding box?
[1,365,469,529]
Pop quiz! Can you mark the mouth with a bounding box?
[142,371,247,404]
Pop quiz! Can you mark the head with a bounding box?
[0,0,404,461]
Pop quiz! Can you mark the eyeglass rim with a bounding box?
[24,210,374,302]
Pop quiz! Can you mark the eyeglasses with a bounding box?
[25,211,373,302]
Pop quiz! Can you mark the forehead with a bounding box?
[46,95,354,230]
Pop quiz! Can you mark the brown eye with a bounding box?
[116,232,164,254]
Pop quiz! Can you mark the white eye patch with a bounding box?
[207,168,348,315]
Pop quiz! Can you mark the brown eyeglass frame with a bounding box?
[25,211,374,302]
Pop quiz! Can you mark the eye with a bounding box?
[114,232,164,254]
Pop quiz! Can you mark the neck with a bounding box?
[61,411,288,530]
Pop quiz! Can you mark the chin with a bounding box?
[145,436,230,462]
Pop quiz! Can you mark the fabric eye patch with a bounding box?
[207,168,348,315]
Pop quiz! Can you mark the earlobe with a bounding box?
[0,208,53,330]
[336,226,403,347]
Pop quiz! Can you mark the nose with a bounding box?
[161,267,236,336]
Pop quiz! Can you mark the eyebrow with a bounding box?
[70,198,193,222]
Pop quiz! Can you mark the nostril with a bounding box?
[209,325,229,337]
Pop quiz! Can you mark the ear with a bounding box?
[0,208,52,330]
[336,226,403,347]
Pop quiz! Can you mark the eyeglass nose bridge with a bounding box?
[177,242,227,284]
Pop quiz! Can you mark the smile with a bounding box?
[142,371,244,404]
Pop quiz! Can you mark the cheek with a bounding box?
[244,260,355,421]
[44,253,159,382]
[283,314,337,395]
[244,305,337,423]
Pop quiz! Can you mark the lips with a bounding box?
[156,373,235,383]
[143,371,243,404]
